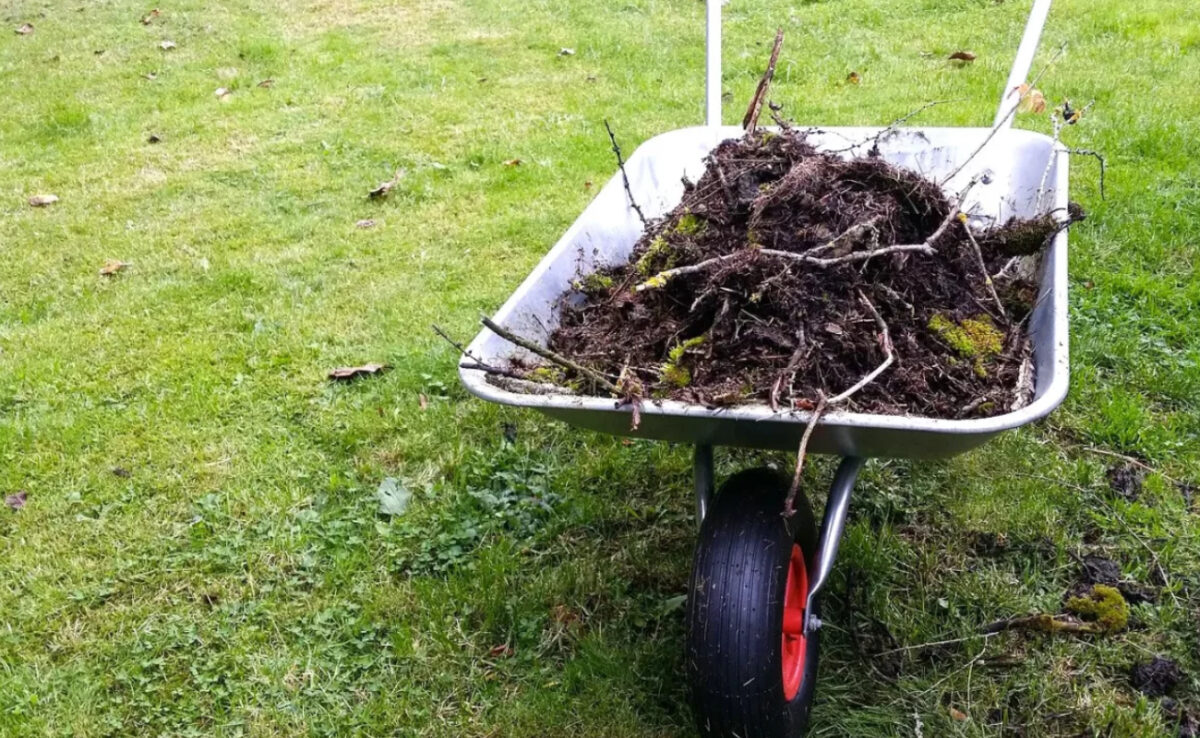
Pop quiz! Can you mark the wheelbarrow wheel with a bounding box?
[686,467,820,738]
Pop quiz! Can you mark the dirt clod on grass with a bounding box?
[1131,656,1183,697]
[1107,463,1145,500]
[544,129,1069,417]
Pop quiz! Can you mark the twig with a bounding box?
[979,613,1098,635]
[941,43,1067,185]
[783,392,827,518]
[1035,114,1065,210]
[876,633,987,657]
[634,242,935,292]
[603,119,647,229]
[460,361,528,381]
[480,315,619,394]
[783,292,895,516]
[742,29,784,134]
[433,323,519,377]
[1075,446,1181,486]
[1067,148,1106,199]
[832,98,966,155]
[485,375,577,396]
[961,220,1007,319]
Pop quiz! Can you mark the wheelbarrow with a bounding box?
[459,0,1068,734]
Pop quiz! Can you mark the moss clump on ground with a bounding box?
[635,236,675,276]
[1066,584,1130,633]
[573,272,613,293]
[928,313,1005,377]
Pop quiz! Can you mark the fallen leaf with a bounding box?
[846,71,861,85]
[375,477,411,517]
[28,194,59,207]
[147,133,161,143]
[1013,83,1047,114]
[418,393,428,410]
[159,39,176,50]
[949,707,968,721]
[503,158,522,167]
[586,74,597,82]
[140,8,160,24]
[584,180,592,189]
[824,322,844,336]
[328,363,389,381]
[368,170,404,200]
[487,644,514,658]
[99,260,129,275]
[257,78,274,88]
[143,71,158,81]
[4,491,27,510]
[355,219,376,229]
[948,50,977,62]
[15,23,34,35]
[94,49,106,55]
[558,47,575,56]
[112,467,132,478]
[214,87,231,100]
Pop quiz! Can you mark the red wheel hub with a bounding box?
[781,543,809,700]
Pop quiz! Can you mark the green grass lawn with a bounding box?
[1,0,1198,735]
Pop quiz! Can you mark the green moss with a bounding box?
[635,236,675,276]
[660,336,706,388]
[673,212,705,236]
[928,313,1005,377]
[577,272,613,292]
[1066,584,1130,633]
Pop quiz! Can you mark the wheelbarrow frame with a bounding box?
[457,0,1067,733]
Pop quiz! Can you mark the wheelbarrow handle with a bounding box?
[703,0,1055,130]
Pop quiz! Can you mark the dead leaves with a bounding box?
[28,194,59,207]
[948,50,977,63]
[99,260,129,276]
[257,78,274,88]
[502,158,522,167]
[140,9,161,25]
[15,23,34,35]
[4,491,27,511]
[558,47,575,56]
[214,87,232,101]
[1013,83,1047,114]
[355,219,376,229]
[846,71,861,85]
[147,133,162,143]
[328,363,389,381]
[368,170,405,200]
[159,39,176,51]
[143,71,158,81]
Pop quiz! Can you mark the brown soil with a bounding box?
[541,129,1071,418]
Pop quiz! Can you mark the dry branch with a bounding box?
[480,315,619,394]
[604,119,648,229]
[742,29,784,134]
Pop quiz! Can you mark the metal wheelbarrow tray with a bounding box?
[456,0,1068,734]
[460,125,1069,460]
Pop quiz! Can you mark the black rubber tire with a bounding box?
[685,467,821,738]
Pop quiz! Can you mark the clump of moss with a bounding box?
[572,272,613,293]
[635,236,675,276]
[673,212,705,236]
[1066,584,1129,633]
[660,336,706,388]
[928,313,1005,377]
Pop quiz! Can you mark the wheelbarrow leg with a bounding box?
[693,444,714,529]
[803,456,865,636]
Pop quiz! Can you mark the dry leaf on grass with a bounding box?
[4,491,27,510]
[368,170,405,200]
[143,71,158,80]
[16,23,34,35]
[503,158,522,167]
[949,707,968,722]
[558,48,574,56]
[140,9,160,24]
[846,71,861,84]
[328,363,389,381]
[159,40,176,50]
[257,78,274,88]
[99,260,129,275]
[28,194,59,207]
[949,50,977,62]
[418,393,428,411]
[487,644,514,658]
[214,87,231,100]
[355,219,376,229]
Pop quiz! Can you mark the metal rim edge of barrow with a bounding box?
[460,126,1070,438]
